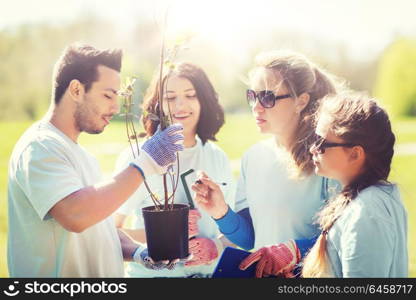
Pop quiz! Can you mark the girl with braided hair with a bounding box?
[302,92,408,277]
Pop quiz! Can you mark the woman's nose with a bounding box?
[252,98,264,113]
[174,97,186,109]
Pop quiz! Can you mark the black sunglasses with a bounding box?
[247,89,291,108]
[312,136,357,154]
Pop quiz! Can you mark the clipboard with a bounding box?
[212,247,256,278]
[181,168,196,209]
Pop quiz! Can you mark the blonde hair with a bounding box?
[302,93,395,277]
[249,50,339,178]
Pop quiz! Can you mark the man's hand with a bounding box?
[131,124,184,178]
[132,245,179,270]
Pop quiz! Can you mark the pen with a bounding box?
[195,179,227,186]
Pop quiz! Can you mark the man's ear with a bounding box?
[68,79,84,103]
[295,93,310,114]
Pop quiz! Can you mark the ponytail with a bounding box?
[310,68,337,103]
[301,232,333,277]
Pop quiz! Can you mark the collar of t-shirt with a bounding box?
[180,136,202,159]
[43,119,78,147]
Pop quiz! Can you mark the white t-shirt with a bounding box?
[326,184,408,277]
[235,138,334,249]
[115,136,235,277]
[7,120,124,277]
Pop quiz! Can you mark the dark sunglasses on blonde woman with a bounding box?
[247,89,291,108]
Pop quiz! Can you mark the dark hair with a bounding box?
[52,43,122,104]
[250,51,339,177]
[322,93,395,199]
[142,62,225,145]
[302,92,396,277]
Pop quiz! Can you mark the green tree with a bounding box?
[374,38,416,118]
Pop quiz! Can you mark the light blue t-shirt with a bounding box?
[235,138,337,249]
[326,184,408,277]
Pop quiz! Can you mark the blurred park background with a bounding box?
[1,0,415,277]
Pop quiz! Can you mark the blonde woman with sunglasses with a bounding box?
[192,51,341,277]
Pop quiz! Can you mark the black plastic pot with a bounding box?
[142,204,189,261]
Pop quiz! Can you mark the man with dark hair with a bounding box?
[7,44,184,277]
[53,45,123,106]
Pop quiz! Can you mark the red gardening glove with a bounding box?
[188,209,201,239]
[239,240,301,278]
[185,237,222,267]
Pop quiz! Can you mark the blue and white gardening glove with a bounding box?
[132,245,180,270]
[131,124,184,178]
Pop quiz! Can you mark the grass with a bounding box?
[1,114,415,277]
[392,117,416,144]
[389,155,416,275]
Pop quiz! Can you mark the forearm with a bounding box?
[119,228,147,244]
[214,206,255,250]
[51,166,143,232]
[218,234,236,248]
[118,229,142,262]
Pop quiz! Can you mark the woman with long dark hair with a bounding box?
[114,62,235,278]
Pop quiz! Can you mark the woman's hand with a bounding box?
[239,240,301,278]
[188,209,201,238]
[191,171,228,219]
[185,237,223,267]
